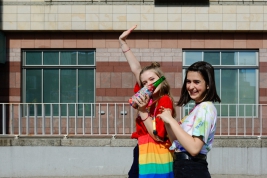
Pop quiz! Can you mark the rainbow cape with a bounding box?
[138,134,174,178]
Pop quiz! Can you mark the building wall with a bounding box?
[1,1,267,104]
[1,32,267,104]
[1,1,267,32]
[1,1,267,135]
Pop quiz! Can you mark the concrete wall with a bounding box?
[1,0,267,32]
[0,136,267,177]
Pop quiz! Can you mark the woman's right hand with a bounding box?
[119,25,137,45]
[157,107,173,124]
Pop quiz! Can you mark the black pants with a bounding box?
[173,158,211,178]
[128,145,139,178]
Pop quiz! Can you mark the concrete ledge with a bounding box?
[213,138,264,147]
[13,176,267,178]
[0,136,266,147]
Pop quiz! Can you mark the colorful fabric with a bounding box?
[174,101,217,154]
[131,83,173,140]
[138,134,174,178]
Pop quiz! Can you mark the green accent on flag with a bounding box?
[139,162,173,175]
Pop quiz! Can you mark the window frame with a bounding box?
[22,49,96,117]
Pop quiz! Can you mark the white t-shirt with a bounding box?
[170,101,217,155]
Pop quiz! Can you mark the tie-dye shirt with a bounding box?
[171,101,217,155]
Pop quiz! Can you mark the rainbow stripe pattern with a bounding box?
[138,134,174,178]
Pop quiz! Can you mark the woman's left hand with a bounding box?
[135,94,149,112]
[119,25,137,45]
[157,106,173,124]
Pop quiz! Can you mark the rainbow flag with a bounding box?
[138,134,174,178]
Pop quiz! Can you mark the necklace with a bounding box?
[146,98,158,114]
[144,97,160,136]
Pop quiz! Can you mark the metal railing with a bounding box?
[0,103,266,137]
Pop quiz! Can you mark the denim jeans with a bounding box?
[128,145,139,178]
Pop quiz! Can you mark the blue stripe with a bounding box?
[139,172,174,178]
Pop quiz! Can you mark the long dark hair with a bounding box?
[139,62,176,118]
[177,61,221,106]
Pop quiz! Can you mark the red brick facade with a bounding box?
[1,32,267,104]
[1,31,267,135]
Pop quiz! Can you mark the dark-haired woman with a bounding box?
[158,61,221,178]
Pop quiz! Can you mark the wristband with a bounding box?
[123,48,130,53]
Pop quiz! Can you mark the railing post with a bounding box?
[75,103,77,135]
[244,105,246,136]
[122,103,125,134]
[219,104,222,136]
[90,103,93,135]
[252,104,254,136]
[59,103,61,135]
[235,105,238,135]
[107,103,109,135]
[260,105,262,136]
[98,103,101,135]
[18,104,22,135]
[10,104,14,135]
[42,103,45,135]
[66,103,69,135]
[2,104,6,135]
[26,104,29,135]
[34,104,37,135]
[50,104,53,135]
[115,104,117,135]
[227,104,229,135]
[82,103,85,135]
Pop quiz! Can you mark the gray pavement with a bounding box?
[6,176,266,178]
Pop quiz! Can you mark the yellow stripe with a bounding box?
[139,152,173,164]
[139,142,171,154]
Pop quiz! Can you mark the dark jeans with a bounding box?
[128,145,139,178]
[173,158,211,178]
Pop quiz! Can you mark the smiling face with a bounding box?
[140,70,160,95]
[186,71,208,103]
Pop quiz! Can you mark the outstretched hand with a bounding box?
[157,106,173,124]
[119,25,137,44]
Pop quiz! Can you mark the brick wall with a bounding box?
[1,32,267,135]
[2,31,267,104]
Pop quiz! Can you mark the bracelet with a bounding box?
[141,114,150,121]
[123,48,130,53]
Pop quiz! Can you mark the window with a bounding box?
[183,50,258,117]
[22,50,95,116]
[0,32,6,64]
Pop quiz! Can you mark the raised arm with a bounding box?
[119,25,141,85]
